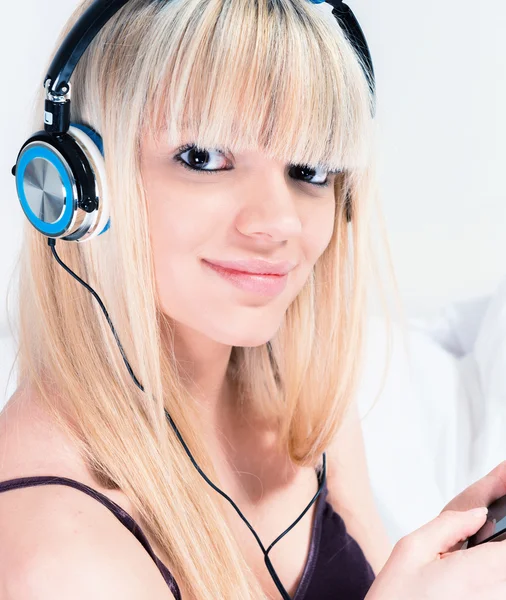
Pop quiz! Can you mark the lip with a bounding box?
[202,258,296,275]
[202,259,292,296]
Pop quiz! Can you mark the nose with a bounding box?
[235,170,303,242]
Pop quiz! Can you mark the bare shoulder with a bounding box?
[0,490,176,599]
[0,387,175,599]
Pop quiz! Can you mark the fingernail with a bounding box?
[468,507,488,517]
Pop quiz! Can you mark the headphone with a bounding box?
[11,2,375,598]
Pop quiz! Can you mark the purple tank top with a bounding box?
[0,473,375,599]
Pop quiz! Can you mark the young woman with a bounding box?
[1,0,506,598]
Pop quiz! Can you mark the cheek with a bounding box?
[305,207,336,263]
[148,203,208,289]
[150,202,202,254]
[145,182,231,312]
[146,174,218,258]
[148,209,209,319]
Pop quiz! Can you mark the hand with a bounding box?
[442,460,506,552]
[364,461,506,600]
[443,461,506,512]
[364,508,506,600]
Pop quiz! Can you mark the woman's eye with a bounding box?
[173,144,338,187]
[289,164,336,188]
[174,145,230,173]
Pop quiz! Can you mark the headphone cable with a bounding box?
[47,236,327,600]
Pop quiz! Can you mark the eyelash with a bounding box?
[173,144,340,188]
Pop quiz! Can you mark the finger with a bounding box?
[442,461,506,513]
[444,538,506,577]
[446,514,498,554]
[394,508,488,565]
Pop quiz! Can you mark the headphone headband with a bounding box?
[45,0,375,104]
[45,0,130,98]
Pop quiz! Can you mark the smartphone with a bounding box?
[466,494,506,548]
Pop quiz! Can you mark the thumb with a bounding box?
[396,508,489,566]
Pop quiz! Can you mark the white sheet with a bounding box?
[356,315,463,542]
[358,280,506,543]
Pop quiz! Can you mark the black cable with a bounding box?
[47,236,327,600]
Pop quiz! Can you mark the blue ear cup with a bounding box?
[13,121,111,242]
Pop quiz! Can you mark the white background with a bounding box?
[1,0,505,334]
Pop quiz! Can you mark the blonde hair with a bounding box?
[8,0,406,597]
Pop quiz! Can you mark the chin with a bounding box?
[212,328,277,348]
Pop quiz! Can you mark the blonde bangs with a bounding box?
[142,0,374,173]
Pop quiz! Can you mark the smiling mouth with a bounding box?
[201,260,290,296]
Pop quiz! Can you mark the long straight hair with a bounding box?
[8,0,405,597]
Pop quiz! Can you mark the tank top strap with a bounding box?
[0,476,181,599]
